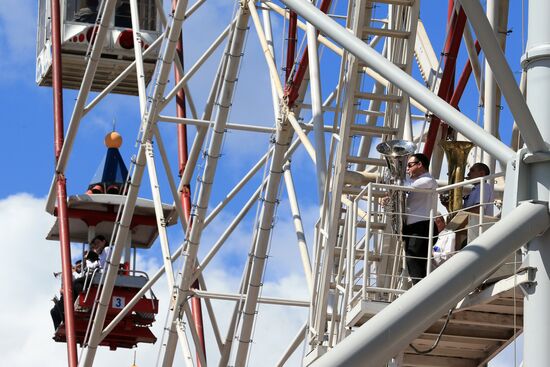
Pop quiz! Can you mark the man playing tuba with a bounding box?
[404,153,438,284]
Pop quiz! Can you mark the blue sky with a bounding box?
[0,0,527,365]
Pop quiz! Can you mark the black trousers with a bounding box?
[50,277,86,330]
[403,220,437,284]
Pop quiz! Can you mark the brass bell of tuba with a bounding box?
[440,141,474,215]
[376,140,416,235]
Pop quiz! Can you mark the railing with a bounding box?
[340,172,504,312]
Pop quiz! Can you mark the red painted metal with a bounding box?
[172,1,206,364]
[53,207,161,228]
[285,0,333,106]
[285,11,298,84]
[440,41,481,140]
[450,41,481,108]
[54,284,158,349]
[56,178,78,366]
[422,4,467,158]
[50,0,78,364]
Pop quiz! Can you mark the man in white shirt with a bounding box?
[404,153,438,284]
[463,163,494,216]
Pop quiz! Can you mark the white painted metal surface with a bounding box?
[38,0,550,366]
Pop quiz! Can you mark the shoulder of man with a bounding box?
[411,173,437,188]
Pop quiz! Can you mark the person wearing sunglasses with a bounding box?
[403,153,438,284]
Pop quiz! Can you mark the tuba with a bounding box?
[440,141,474,215]
[376,140,416,235]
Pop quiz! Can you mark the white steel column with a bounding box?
[78,1,190,365]
[283,163,314,291]
[276,0,516,165]
[161,7,251,366]
[312,201,550,367]
[233,119,293,365]
[306,9,328,201]
[522,0,550,365]
[481,0,507,175]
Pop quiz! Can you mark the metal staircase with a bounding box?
[305,0,421,363]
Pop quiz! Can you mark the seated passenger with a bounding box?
[74,0,99,23]
[432,215,456,268]
[73,259,85,279]
[50,259,86,330]
[463,163,494,216]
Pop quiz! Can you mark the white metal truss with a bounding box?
[43,0,550,366]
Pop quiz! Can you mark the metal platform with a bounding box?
[46,194,176,248]
[345,271,531,367]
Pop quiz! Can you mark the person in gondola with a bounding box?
[50,238,106,330]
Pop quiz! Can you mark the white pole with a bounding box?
[283,163,314,292]
[161,7,250,365]
[306,11,328,202]
[79,1,191,365]
[522,1,550,365]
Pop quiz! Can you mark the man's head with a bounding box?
[90,234,107,252]
[467,162,490,180]
[73,260,82,274]
[407,153,430,178]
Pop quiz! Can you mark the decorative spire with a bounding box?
[87,132,128,195]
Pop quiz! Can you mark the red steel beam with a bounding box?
[285,0,332,106]
[285,11,298,84]
[172,1,206,364]
[53,208,160,228]
[422,4,467,158]
[50,0,78,365]
[450,41,481,108]
[440,40,481,139]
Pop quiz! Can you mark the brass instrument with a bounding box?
[440,141,474,214]
[376,140,416,235]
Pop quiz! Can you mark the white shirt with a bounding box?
[99,247,110,269]
[464,181,494,216]
[405,172,437,225]
[432,229,456,267]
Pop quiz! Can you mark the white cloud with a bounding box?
[0,193,311,366]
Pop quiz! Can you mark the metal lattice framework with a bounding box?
[43,0,550,366]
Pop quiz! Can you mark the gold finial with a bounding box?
[105,131,123,148]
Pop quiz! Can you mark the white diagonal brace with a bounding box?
[78,1,190,365]
[275,0,517,164]
[459,0,546,154]
[160,6,251,366]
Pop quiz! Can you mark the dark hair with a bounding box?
[410,153,430,170]
[472,162,490,175]
[91,234,106,243]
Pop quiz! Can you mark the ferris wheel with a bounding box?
[37,0,550,366]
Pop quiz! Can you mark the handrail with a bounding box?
[348,173,504,304]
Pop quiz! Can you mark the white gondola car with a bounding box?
[36,0,162,95]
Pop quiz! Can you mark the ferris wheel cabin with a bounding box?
[48,132,177,349]
[36,0,162,95]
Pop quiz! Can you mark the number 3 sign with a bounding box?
[112,296,126,309]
